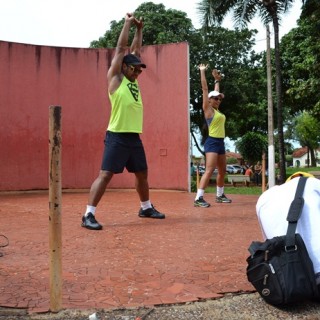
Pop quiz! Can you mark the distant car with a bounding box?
[232,165,244,174]
[226,165,235,174]
[196,166,218,176]
[226,165,242,174]
[198,166,205,175]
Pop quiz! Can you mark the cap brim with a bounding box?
[131,63,146,68]
[208,91,224,99]
[208,93,224,99]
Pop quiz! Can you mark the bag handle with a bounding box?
[285,177,308,249]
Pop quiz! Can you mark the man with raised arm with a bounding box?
[81,13,165,230]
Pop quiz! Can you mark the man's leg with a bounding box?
[88,170,114,206]
[134,170,149,202]
[82,170,114,230]
[135,170,165,219]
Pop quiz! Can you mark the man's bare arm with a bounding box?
[107,13,135,93]
[130,17,143,56]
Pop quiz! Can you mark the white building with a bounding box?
[292,147,320,168]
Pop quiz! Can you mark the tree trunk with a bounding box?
[191,130,205,156]
[272,15,286,184]
[309,145,316,167]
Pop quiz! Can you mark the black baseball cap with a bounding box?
[123,54,146,68]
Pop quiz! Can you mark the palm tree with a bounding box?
[197,0,305,183]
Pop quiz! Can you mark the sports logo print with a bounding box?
[127,83,140,102]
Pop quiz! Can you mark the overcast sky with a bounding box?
[0,0,302,52]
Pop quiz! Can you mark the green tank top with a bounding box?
[208,110,225,138]
[107,77,143,133]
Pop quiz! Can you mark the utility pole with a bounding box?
[266,25,276,187]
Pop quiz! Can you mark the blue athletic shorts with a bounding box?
[204,137,226,154]
[101,131,148,173]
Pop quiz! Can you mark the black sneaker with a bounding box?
[81,212,103,230]
[216,194,232,203]
[194,196,211,207]
[138,205,165,219]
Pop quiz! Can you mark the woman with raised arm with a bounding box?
[194,64,232,207]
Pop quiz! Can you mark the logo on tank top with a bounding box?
[127,83,139,102]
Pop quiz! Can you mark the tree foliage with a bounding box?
[281,0,320,119]
[236,132,268,164]
[197,0,297,30]
[90,2,194,48]
[295,111,320,166]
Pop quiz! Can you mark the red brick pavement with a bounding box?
[0,190,261,314]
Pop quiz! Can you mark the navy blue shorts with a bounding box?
[204,137,225,154]
[101,131,148,173]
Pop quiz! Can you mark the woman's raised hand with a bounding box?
[198,64,208,71]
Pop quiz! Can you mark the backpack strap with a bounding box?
[285,177,308,249]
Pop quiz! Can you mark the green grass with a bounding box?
[285,167,319,177]
[191,177,263,195]
[191,167,320,196]
[206,185,263,195]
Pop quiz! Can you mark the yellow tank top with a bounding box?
[208,110,225,138]
[107,77,143,133]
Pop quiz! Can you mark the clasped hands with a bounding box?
[126,13,143,29]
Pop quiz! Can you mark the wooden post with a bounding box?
[196,167,200,189]
[49,106,62,312]
[262,153,266,193]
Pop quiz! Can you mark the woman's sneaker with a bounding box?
[216,194,232,203]
[194,196,211,207]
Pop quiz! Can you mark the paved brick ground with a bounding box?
[0,190,261,314]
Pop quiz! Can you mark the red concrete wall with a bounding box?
[0,41,190,191]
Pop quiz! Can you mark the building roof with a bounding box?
[292,147,308,158]
[226,152,242,160]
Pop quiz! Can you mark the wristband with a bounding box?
[214,80,220,84]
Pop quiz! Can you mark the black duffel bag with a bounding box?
[246,177,319,306]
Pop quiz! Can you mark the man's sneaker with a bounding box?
[216,194,232,203]
[194,196,211,208]
[138,205,165,219]
[81,212,103,230]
